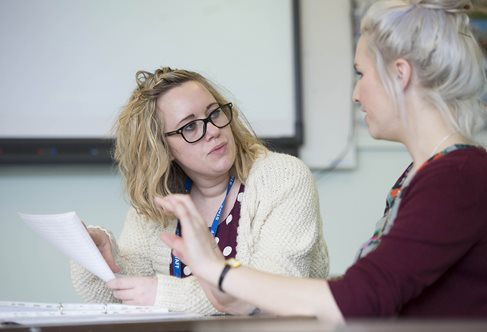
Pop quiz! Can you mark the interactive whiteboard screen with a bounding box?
[0,0,297,140]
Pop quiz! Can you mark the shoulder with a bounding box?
[248,151,312,179]
[412,146,487,187]
[123,206,174,232]
[124,206,147,226]
[402,146,487,219]
[244,152,316,199]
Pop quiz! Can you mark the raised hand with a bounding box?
[155,194,224,283]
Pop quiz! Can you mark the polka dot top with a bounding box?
[169,184,245,278]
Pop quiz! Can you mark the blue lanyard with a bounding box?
[172,175,235,278]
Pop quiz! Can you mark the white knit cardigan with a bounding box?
[71,152,329,315]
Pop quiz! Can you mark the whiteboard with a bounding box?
[0,0,297,140]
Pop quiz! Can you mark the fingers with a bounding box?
[107,277,131,290]
[107,279,134,302]
[96,241,120,273]
[155,194,225,280]
[88,228,121,273]
[160,232,186,263]
[156,194,215,252]
[100,246,121,273]
[157,194,216,251]
[87,228,105,246]
[106,277,156,305]
[160,232,178,247]
[155,194,206,232]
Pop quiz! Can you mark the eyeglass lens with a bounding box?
[182,104,232,143]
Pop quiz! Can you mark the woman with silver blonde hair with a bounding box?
[70,67,329,315]
[157,0,487,322]
[361,0,487,140]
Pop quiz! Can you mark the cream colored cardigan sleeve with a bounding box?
[71,152,328,315]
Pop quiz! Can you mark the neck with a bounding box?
[188,174,237,227]
[190,174,231,199]
[400,99,468,171]
[430,132,456,156]
[407,131,466,172]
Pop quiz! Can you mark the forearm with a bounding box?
[201,261,344,322]
[155,274,221,315]
[198,279,257,315]
[70,261,119,303]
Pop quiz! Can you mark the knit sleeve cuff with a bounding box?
[86,224,120,254]
[154,274,220,315]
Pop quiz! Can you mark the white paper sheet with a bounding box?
[18,211,115,282]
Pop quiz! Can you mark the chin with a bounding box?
[366,126,379,139]
[212,157,235,173]
[366,124,386,141]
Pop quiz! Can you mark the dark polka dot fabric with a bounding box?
[170,184,245,278]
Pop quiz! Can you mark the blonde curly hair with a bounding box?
[114,67,267,225]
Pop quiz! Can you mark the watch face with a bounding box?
[226,258,241,268]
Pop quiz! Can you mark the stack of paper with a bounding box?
[0,301,200,325]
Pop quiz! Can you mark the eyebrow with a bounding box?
[175,102,219,128]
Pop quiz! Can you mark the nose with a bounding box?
[352,83,360,104]
[204,120,220,141]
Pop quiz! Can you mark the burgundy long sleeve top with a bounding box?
[329,147,487,318]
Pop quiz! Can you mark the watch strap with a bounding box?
[218,264,232,293]
[218,259,241,293]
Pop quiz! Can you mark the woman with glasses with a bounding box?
[70,67,329,315]
[156,0,487,321]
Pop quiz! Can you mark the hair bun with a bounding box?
[135,70,153,88]
[411,0,472,13]
[136,67,176,89]
[154,67,175,76]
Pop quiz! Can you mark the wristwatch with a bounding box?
[218,258,241,293]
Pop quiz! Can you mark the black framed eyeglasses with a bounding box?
[164,103,233,143]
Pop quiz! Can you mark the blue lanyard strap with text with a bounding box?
[172,175,235,278]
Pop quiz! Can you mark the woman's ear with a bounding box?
[394,58,412,90]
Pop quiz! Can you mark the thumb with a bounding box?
[161,232,183,250]
[99,244,121,273]
[161,232,186,261]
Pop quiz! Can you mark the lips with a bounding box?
[209,143,226,154]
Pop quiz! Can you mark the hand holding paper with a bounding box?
[86,226,121,273]
[18,211,116,282]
